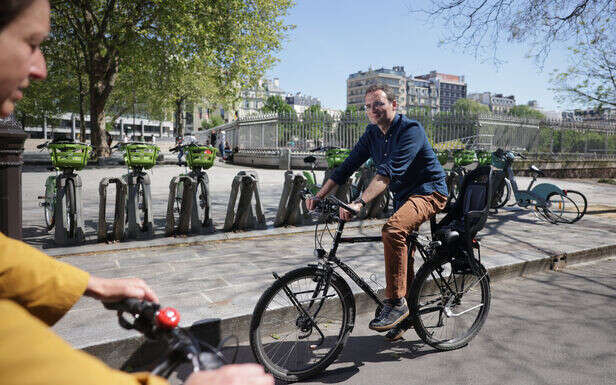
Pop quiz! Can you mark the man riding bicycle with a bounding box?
[307,84,448,338]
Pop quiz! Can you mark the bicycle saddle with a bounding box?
[528,165,545,176]
[303,155,316,164]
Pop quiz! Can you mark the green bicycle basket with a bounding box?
[326,148,351,169]
[49,142,91,170]
[476,150,491,166]
[124,143,160,169]
[491,152,507,169]
[186,145,217,170]
[435,150,450,166]
[453,149,477,167]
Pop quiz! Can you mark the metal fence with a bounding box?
[204,111,616,156]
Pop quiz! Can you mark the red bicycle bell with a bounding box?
[156,307,180,329]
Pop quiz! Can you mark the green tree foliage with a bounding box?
[261,95,294,114]
[201,115,225,130]
[21,0,293,156]
[509,105,546,120]
[452,98,490,114]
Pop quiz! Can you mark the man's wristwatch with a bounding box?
[354,198,367,208]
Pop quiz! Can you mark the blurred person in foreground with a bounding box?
[0,1,272,384]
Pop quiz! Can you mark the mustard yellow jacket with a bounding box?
[0,232,167,385]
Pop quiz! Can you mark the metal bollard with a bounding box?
[274,171,294,227]
[285,174,311,226]
[98,178,127,242]
[54,173,85,245]
[165,175,195,236]
[324,169,352,203]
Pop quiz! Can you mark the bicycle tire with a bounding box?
[195,179,210,226]
[250,266,355,382]
[538,192,567,224]
[545,190,587,224]
[491,177,511,209]
[44,177,56,230]
[65,178,76,238]
[410,253,491,351]
[136,178,149,231]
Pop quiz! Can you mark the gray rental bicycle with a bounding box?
[491,148,587,223]
[249,166,496,382]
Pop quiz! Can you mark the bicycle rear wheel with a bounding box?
[250,267,354,382]
[560,190,587,223]
[44,177,56,230]
[410,253,491,351]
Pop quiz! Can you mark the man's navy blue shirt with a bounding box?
[330,114,448,210]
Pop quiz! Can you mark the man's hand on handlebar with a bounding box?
[340,201,362,221]
[185,364,274,385]
[305,194,321,211]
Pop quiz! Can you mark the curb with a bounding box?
[82,243,616,369]
[47,219,389,258]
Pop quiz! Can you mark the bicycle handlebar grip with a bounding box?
[36,142,48,149]
[103,298,145,313]
[329,195,358,216]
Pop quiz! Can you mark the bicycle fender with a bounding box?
[530,183,564,202]
[302,171,316,186]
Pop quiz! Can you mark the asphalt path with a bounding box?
[224,257,616,385]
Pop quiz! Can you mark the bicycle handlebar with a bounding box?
[104,299,226,376]
[303,190,358,218]
[309,146,340,152]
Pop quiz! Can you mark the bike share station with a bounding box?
[98,142,158,242]
[166,144,218,236]
[39,140,91,245]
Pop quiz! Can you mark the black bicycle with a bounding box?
[249,166,495,382]
[105,298,236,378]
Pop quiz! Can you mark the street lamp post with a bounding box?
[0,115,27,239]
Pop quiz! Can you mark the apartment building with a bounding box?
[347,66,408,110]
[285,92,321,114]
[238,78,286,118]
[407,77,439,112]
[415,71,467,111]
[468,92,515,113]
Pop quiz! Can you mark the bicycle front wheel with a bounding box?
[65,178,76,237]
[250,267,354,382]
[195,179,210,226]
[136,178,150,231]
[44,177,56,230]
[491,177,511,209]
[410,254,491,351]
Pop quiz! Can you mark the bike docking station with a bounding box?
[165,175,196,236]
[97,177,127,243]
[53,172,86,245]
[274,171,312,227]
[223,170,266,231]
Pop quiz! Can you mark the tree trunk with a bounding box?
[78,72,86,142]
[174,97,185,137]
[88,51,118,158]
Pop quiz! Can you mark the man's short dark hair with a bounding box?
[0,0,35,31]
[365,84,396,103]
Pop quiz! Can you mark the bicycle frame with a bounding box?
[502,157,563,208]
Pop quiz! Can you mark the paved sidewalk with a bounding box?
[50,203,616,365]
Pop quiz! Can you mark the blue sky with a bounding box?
[267,0,577,112]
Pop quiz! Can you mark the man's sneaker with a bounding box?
[385,318,413,341]
[369,298,409,331]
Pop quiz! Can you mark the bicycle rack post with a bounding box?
[125,172,154,239]
[356,166,388,219]
[323,168,352,203]
[54,173,85,245]
[189,172,214,234]
[97,177,127,242]
[165,175,195,236]
[223,171,266,231]
[286,174,311,226]
[274,171,294,227]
